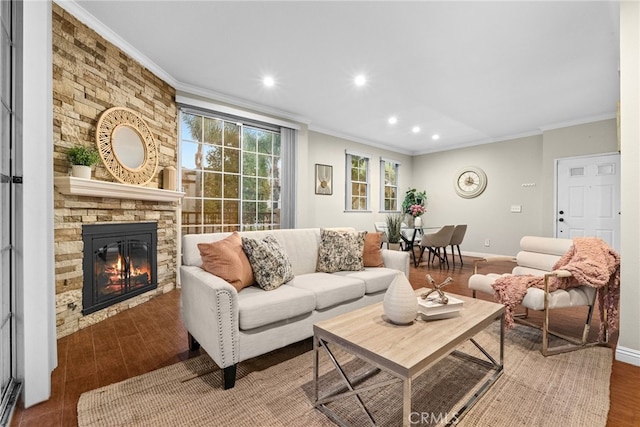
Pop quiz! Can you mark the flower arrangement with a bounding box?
[401,188,427,216]
[409,204,425,217]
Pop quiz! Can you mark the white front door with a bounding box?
[556,153,621,252]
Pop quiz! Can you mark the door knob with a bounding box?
[558,218,564,222]
[559,210,564,215]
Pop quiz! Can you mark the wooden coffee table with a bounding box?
[312,290,505,427]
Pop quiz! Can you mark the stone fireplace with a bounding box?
[52,4,180,338]
[81,222,158,315]
[53,178,183,338]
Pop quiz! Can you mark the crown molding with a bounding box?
[175,84,311,127]
[538,113,617,132]
[55,0,178,88]
[56,1,312,130]
[308,125,414,156]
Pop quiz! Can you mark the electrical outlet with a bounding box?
[510,205,522,213]
[484,238,490,247]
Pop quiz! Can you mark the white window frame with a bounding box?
[380,157,401,212]
[179,110,285,235]
[345,150,370,212]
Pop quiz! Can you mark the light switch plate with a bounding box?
[510,205,522,213]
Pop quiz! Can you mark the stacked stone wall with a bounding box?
[52,4,179,338]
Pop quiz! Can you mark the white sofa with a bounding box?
[180,228,410,388]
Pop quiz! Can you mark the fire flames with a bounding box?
[98,254,151,295]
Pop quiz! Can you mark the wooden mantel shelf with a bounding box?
[54,176,185,203]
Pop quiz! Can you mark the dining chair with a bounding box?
[416,225,455,268]
[374,221,389,248]
[449,224,468,267]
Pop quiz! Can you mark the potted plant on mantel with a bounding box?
[67,145,101,179]
[385,213,403,251]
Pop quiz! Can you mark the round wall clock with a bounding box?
[454,166,487,198]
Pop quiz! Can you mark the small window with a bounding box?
[570,167,585,176]
[380,159,400,212]
[597,164,614,176]
[345,152,369,211]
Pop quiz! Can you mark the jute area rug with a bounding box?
[78,323,612,427]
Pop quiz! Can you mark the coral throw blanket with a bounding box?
[492,237,620,340]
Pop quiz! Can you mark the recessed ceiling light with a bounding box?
[263,76,275,87]
[388,116,397,125]
[412,126,421,133]
[432,134,440,140]
[354,75,366,87]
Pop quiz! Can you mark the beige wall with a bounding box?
[408,119,617,256]
[301,131,414,232]
[540,120,619,236]
[618,0,640,364]
[413,135,544,256]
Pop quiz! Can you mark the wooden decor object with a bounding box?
[96,107,159,185]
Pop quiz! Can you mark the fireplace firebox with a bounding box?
[82,222,157,315]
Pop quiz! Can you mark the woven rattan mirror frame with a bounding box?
[96,107,158,185]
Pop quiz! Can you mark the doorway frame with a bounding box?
[553,151,621,250]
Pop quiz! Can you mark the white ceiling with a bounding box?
[69,1,620,155]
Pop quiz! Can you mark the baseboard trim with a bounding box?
[462,251,511,259]
[615,345,640,367]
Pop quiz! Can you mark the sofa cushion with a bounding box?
[316,229,366,273]
[363,232,384,267]
[242,234,295,291]
[468,273,508,295]
[239,229,324,275]
[287,273,365,309]
[197,232,254,291]
[237,285,316,330]
[469,272,597,310]
[522,287,596,310]
[333,267,398,294]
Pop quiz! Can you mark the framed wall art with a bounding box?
[315,164,333,195]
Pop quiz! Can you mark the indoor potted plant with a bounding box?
[385,213,403,251]
[401,188,427,227]
[67,145,101,179]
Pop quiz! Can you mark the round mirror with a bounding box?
[112,125,146,170]
[96,107,159,185]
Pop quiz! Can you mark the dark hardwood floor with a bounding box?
[9,255,639,426]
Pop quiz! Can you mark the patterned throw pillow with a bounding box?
[316,229,366,273]
[241,235,294,291]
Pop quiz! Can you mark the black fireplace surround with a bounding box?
[82,222,157,315]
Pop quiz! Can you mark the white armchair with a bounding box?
[468,236,617,356]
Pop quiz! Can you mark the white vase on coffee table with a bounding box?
[383,272,418,325]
